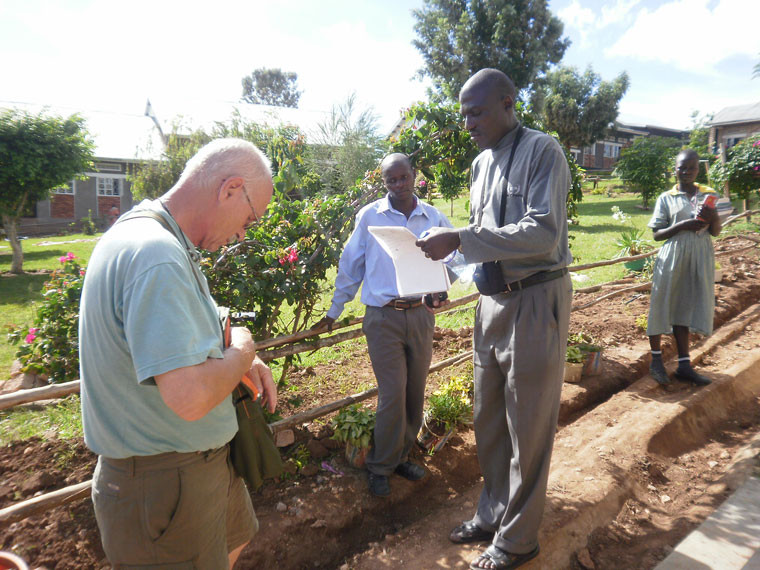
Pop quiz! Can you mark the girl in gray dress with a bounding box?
[647,149,722,386]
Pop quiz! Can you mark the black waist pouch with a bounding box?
[473,262,506,296]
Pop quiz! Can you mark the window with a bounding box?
[54,181,75,195]
[95,162,121,172]
[724,133,746,149]
[97,177,121,196]
[603,143,621,158]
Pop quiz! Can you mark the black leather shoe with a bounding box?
[650,360,671,385]
[674,366,712,386]
[450,520,495,544]
[394,461,426,481]
[368,472,390,497]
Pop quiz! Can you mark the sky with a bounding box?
[0,0,758,137]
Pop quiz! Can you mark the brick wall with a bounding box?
[98,196,120,217]
[50,195,74,219]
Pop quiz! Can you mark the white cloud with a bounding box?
[600,0,641,27]
[606,0,760,71]
[558,0,595,30]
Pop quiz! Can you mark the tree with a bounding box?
[0,109,94,273]
[709,136,760,214]
[241,68,302,107]
[613,136,682,208]
[390,98,584,219]
[531,66,629,149]
[686,111,714,183]
[307,93,384,194]
[412,0,569,99]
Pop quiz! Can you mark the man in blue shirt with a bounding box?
[313,153,452,496]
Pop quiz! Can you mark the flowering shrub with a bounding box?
[7,253,84,383]
[709,136,760,203]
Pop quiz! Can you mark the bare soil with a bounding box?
[1,235,759,570]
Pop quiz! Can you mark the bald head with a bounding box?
[179,138,272,195]
[380,153,412,174]
[462,68,516,101]
[677,148,699,163]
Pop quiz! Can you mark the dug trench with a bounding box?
[0,237,758,569]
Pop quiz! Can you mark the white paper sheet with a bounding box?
[368,226,451,297]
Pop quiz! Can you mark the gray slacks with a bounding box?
[362,304,434,476]
[472,274,572,554]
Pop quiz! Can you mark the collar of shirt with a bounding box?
[376,193,429,220]
[666,183,716,196]
[492,122,523,153]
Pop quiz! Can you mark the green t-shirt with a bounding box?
[79,200,237,458]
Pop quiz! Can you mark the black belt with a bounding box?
[503,267,568,293]
[385,298,424,310]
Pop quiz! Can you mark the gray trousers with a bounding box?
[472,274,572,554]
[362,304,435,476]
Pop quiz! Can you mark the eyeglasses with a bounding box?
[241,184,261,229]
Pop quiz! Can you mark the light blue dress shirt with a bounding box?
[327,194,453,319]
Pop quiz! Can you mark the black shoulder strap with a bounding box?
[498,125,524,227]
[116,210,206,293]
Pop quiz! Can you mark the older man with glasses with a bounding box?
[79,138,276,568]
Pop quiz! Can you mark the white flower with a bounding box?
[611,206,631,224]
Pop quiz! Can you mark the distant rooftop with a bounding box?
[709,102,760,126]
[0,98,333,162]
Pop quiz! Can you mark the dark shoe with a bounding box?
[470,544,540,570]
[674,366,712,386]
[368,472,390,497]
[450,520,494,544]
[650,360,671,385]
[394,461,426,481]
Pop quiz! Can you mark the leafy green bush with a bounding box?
[709,136,760,203]
[331,404,376,449]
[613,136,681,208]
[7,253,84,383]
[80,209,97,235]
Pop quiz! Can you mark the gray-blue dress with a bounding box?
[646,184,717,337]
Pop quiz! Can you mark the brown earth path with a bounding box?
[0,237,758,569]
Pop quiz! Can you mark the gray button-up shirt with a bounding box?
[458,124,573,283]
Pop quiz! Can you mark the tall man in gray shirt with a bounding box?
[417,69,572,570]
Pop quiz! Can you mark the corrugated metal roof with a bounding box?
[1,99,333,162]
[0,101,166,161]
[709,102,760,126]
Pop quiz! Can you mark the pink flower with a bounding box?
[59,255,67,263]
[59,252,76,264]
[287,247,298,263]
[419,180,427,187]
[25,328,39,344]
[79,269,85,276]
[278,257,287,266]
[754,140,760,147]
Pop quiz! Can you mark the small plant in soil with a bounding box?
[567,332,603,360]
[426,375,473,433]
[331,404,375,449]
[635,313,648,331]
